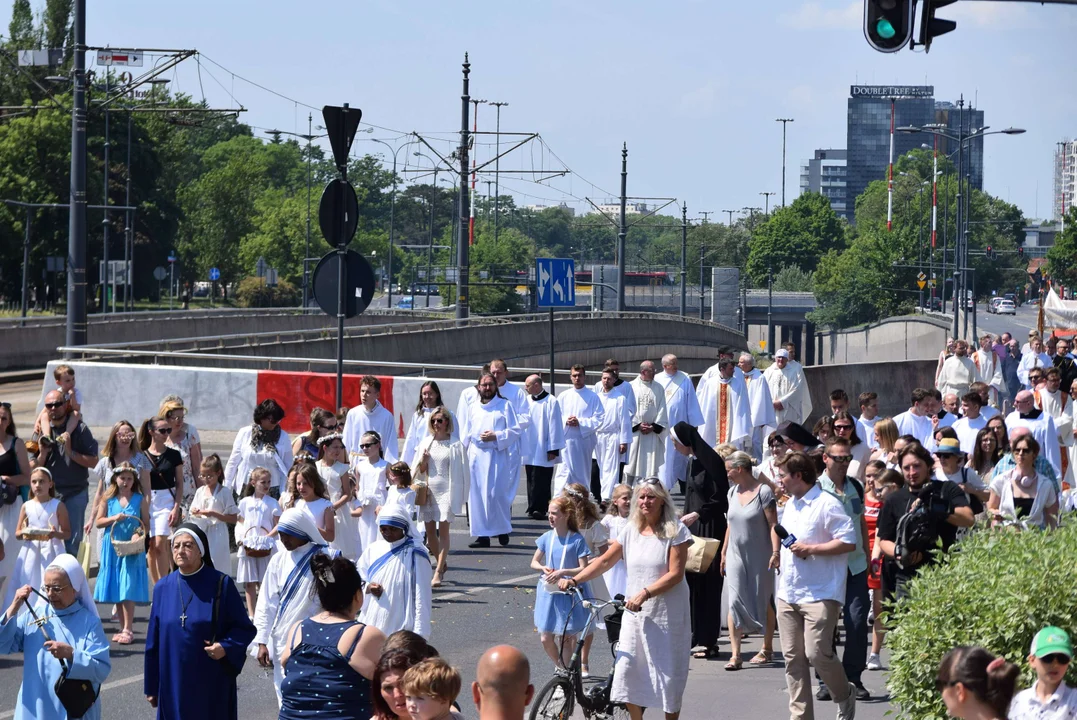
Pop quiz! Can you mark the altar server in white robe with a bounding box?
[936,340,980,399]
[593,369,633,500]
[343,375,398,465]
[522,374,565,520]
[696,356,753,452]
[626,361,667,483]
[356,506,432,638]
[894,388,939,449]
[1036,368,1073,482]
[490,359,531,494]
[1006,390,1062,478]
[594,359,637,477]
[764,349,810,426]
[973,335,1004,408]
[554,365,605,496]
[737,352,776,459]
[463,373,521,549]
[655,354,704,491]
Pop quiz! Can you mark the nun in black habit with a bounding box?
[671,421,729,659]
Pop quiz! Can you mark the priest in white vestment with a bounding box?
[344,377,399,464]
[626,361,667,483]
[554,366,605,496]
[1006,390,1062,478]
[737,353,776,460]
[463,373,521,548]
[490,359,530,495]
[973,335,1004,408]
[783,344,814,422]
[593,369,633,499]
[655,354,704,491]
[697,357,753,452]
[936,340,980,399]
[763,350,809,426]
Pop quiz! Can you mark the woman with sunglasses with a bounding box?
[414,408,467,587]
[935,646,1018,720]
[0,401,31,603]
[293,407,338,460]
[87,421,152,537]
[987,434,1059,529]
[833,410,870,482]
[159,396,202,510]
[139,416,184,585]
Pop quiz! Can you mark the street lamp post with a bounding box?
[760,192,775,216]
[365,135,417,309]
[776,118,794,207]
[414,151,440,308]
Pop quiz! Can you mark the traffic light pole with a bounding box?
[456,55,471,322]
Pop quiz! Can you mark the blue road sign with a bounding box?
[167,253,176,264]
[536,258,575,308]
[209,267,221,281]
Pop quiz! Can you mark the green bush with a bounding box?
[887,521,1077,719]
[235,277,300,308]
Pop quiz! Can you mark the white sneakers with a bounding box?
[837,682,857,720]
[866,653,882,671]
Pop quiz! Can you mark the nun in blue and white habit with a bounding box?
[144,523,255,720]
[252,507,338,706]
[356,505,433,638]
[0,553,111,720]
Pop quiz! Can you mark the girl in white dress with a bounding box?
[564,483,609,677]
[351,431,388,556]
[414,407,469,587]
[189,454,239,575]
[283,461,335,543]
[4,468,69,606]
[599,484,631,600]
[316,433,360,560]
[382,462,417,518]
[236,467,281,617]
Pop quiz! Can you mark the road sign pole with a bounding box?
[549,306,555,394]
[169,263,173,311]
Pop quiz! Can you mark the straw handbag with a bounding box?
[412,466,430,507]
[111,516,146,557]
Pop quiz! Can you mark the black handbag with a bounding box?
[211,573,241,678]
[24,591,100,718]
[0,479,18,505]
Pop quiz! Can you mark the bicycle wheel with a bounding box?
[529,675,575,720]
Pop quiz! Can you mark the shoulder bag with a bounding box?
[211,573,241,677]
[24,590,99,718]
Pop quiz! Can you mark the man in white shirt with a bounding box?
[592,369,632,500]
[522,375,565,520]
[970,382,1000,422]
[972,334,1004,408]
[857,392,880,449]
[937,339,979,399]
[343,375,398,464]
[696,357,752,451]
[655,354,704,492]
[554,365,604,496]
[738,353,776,460]
[1006,390,1062,478]
[952,392,989,454]
[626,361,667,483]
[893,388,938,449]
[774,452,858,720]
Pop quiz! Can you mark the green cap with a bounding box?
[1031,626,1073,658]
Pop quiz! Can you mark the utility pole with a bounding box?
[456,55,471,321]
[698,211,712,224]
[760,192,775,217]
[918,184,925,310]
[699,242,706,320]
[469,97,486,249]
[426,165,439,308]
[617,143,627,312]
[776,118,794,207]
[304,113,312,310]
[124,111,133,311]
[680,202,687,318]
[723,209,737,227]
[101,72,111,313]
[767,265,775,357]
[67,0,88,350]
[490,101,508,243]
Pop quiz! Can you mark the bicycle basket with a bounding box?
[604,608,623,645]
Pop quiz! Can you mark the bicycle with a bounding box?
[529,589,630,720]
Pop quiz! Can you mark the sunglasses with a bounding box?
[359,442,379,450]
[320,423,339,430]
[1013,447,1034,455]
[827,454,853,463]
[834,425,854,431]
[0,401,10,409]
[154,427,173,435]
[639,477,662,486]
[1040,654,1071,665]
[432,418,447,424]
[44,401,65,409]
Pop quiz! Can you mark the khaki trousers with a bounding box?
[777,598,850,720]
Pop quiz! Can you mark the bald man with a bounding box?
[473,645,534,720]
[1005,390,1062,479]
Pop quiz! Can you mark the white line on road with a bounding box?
[434,572,538,603]
[0,673,145,720]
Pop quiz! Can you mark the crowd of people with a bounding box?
[0,329,1074,718]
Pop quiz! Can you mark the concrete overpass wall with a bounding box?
[813,315,950,366]
[804,359,937,423]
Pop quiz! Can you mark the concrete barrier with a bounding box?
[814,315,950,366]
[803,359,938,423]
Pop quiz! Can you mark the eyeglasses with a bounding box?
[44,401,65,409]
[154,427,173,435]
[117,433,135,442]
[198,474,217,481]
[1013,447,1034,455]
[359,442,379,450]
[40,583,70,595]
[827,454,853,463]
[834,425,854,431]
[1040,654,1071,665]
[320,423,339,431]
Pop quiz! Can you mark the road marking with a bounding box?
[434,572,538,603]
[0,673,144,719]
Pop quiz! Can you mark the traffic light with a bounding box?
[986,245,994,260]
[1018,246,1025,258]
[864,0,915,52]
[917,0,958,52]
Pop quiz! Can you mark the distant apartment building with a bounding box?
[799,149,848,217]
[592,202,650,217]
[1055,139,1076,221]
[524,202,576,217]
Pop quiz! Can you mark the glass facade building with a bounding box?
[799,149,848,217]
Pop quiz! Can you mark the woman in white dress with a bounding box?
[351,431,388,557]
[401,381,458,466]
[224,399,293,498]
[160,396,202,509]
[315,432,360,560]
[413,408,468,587]
[560,477,692,720]
[0,402,30,602]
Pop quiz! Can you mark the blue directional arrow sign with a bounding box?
[208,267,221,281]
[536,258,575,308]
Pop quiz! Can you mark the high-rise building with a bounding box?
[1055,140,1076,221]
[799,149,848,217]
[844,85,984,224]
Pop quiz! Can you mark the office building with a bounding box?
[799,149,848,217]
[844,85,985,224]
[1055,139,1076,221]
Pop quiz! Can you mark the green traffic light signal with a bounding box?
[876,18,896,39]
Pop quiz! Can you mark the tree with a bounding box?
[1047,208,1077,288]
[745,192,847,286]
[438,223,533,314]
[772,265,813,292]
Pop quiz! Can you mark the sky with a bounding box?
[5,0,1076,222]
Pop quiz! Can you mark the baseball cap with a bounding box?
[934,438,963,456]
[775,349,790,359]
[1031,626,1073,659]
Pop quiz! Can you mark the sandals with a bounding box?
[724,655,743,671]
[692,646,720,659]
[113,629,134,645]
[749,650,773,665]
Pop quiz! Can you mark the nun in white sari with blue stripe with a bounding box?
[252,507,338,706]
[355,506,433,638]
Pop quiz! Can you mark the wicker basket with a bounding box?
[21,526,55,542]
[111,516,146,557]
[242,527,274,558]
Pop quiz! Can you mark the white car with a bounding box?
[996,299,1016,315]
[987,297,1003,314]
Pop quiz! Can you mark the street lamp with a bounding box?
[413,150,442,308]
[362,134,418,309]
[776,118,794,207]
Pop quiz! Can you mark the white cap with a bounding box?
[775,349,790,359]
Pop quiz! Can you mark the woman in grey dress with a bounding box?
[720,451,779,670]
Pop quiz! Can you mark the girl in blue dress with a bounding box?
[531,496,591,669]
[93,462,150,644]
